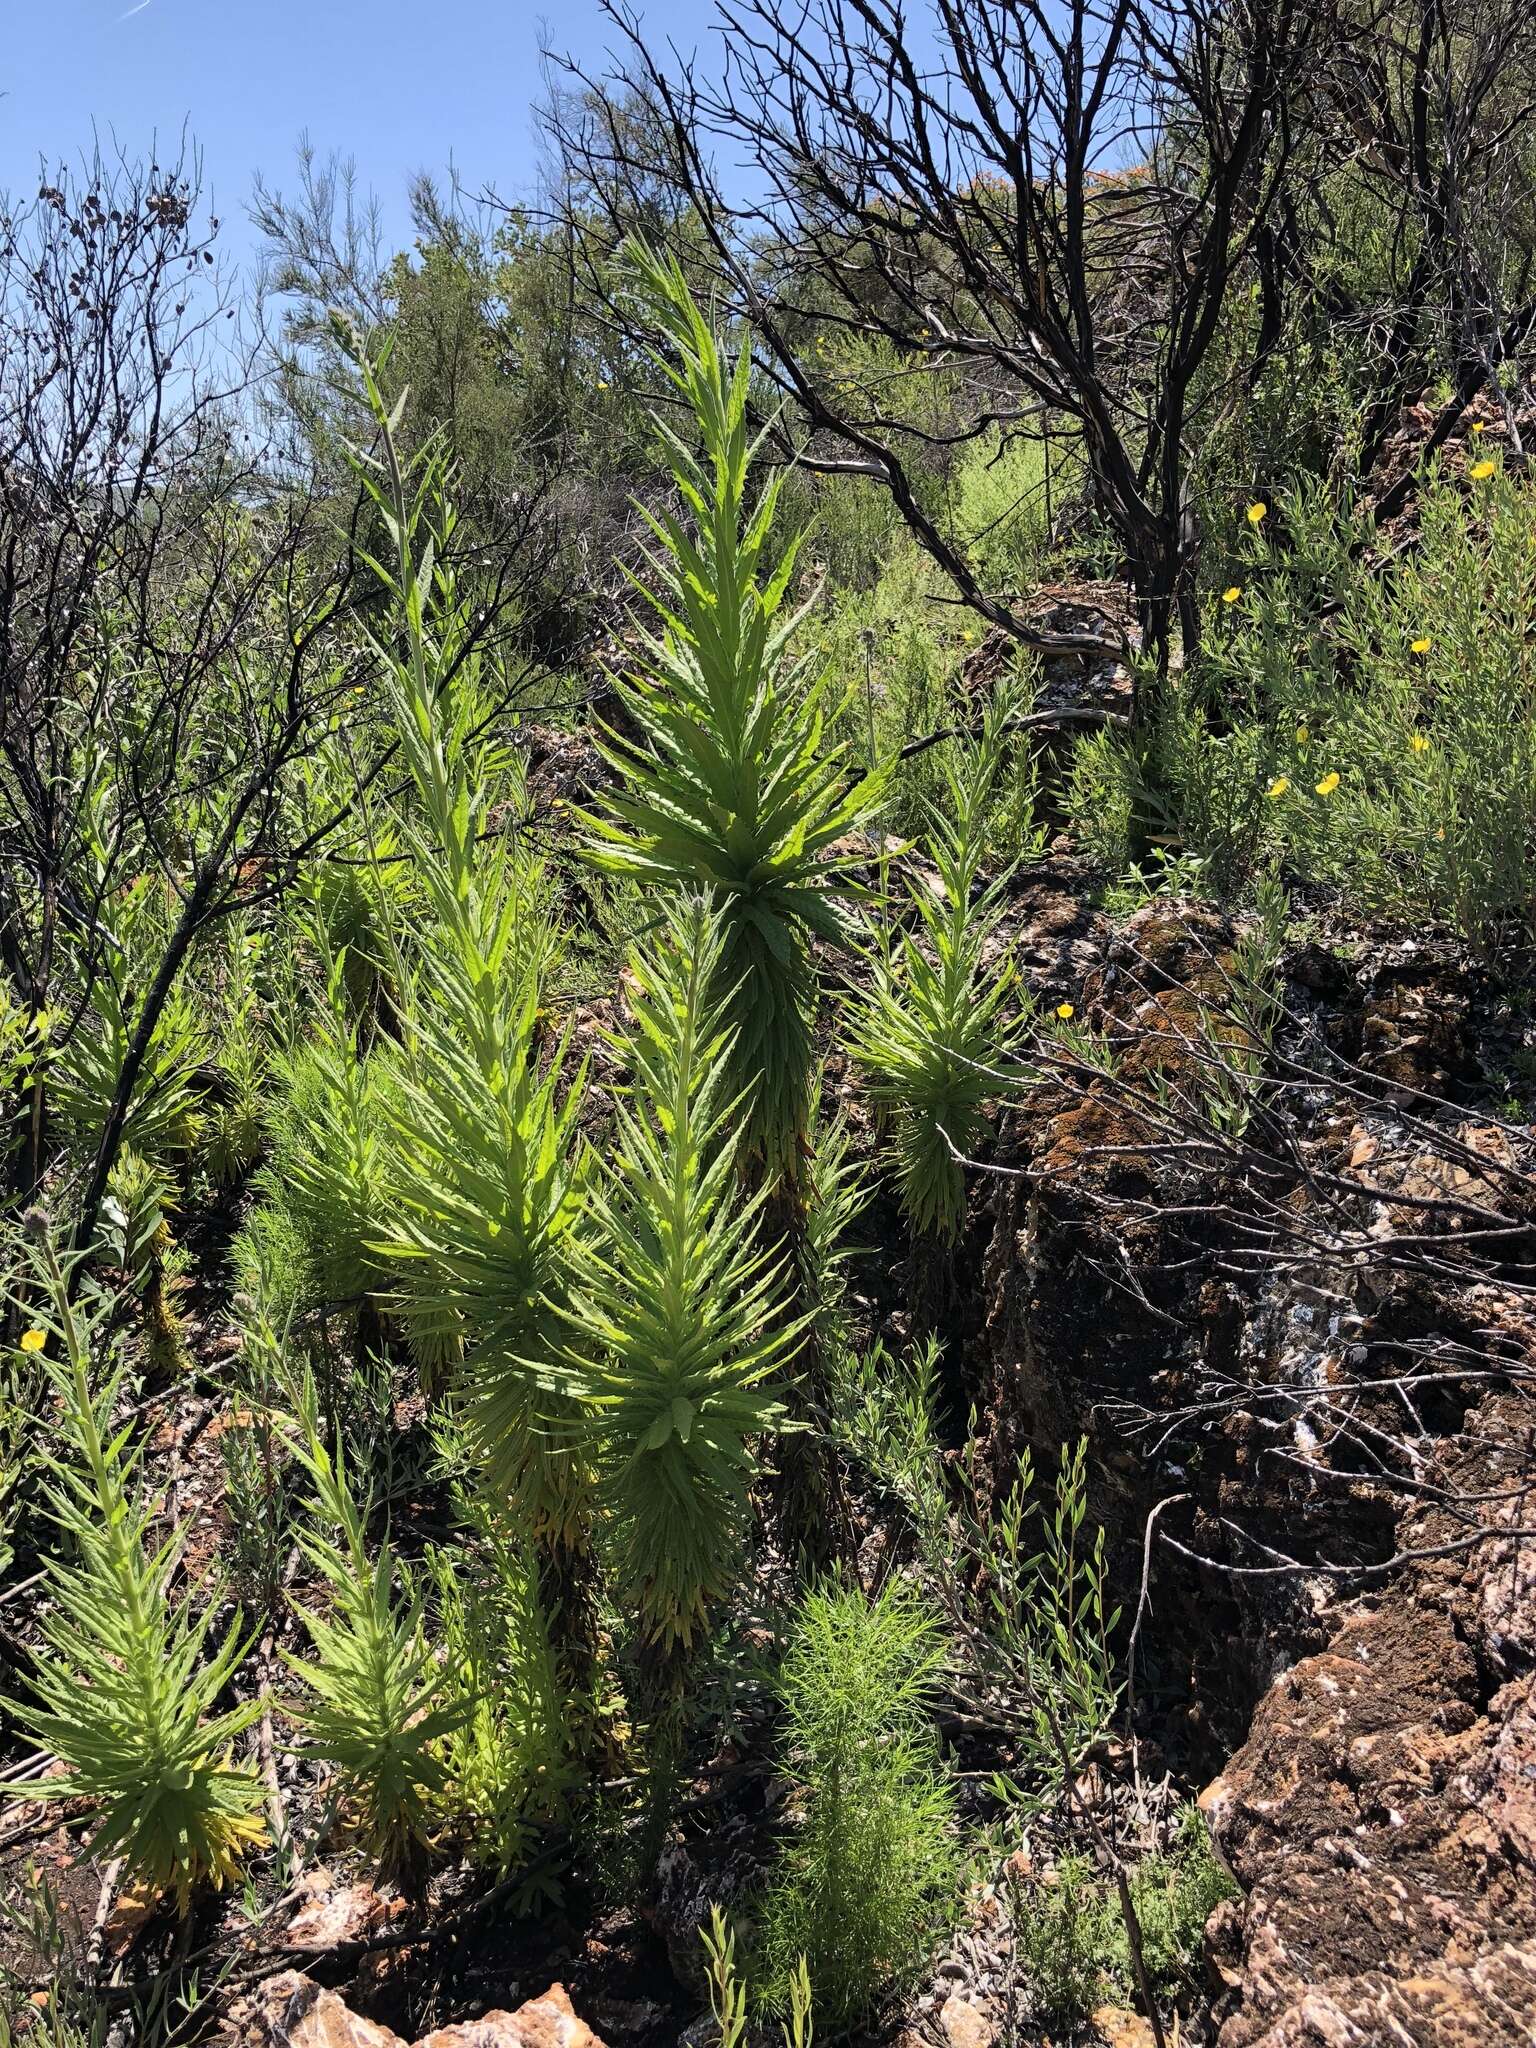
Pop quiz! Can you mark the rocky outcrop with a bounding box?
[1201,1391,1536,2047]
[973,894,1536,2043]
[229,1977,608,2048]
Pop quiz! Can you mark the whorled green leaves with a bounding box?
[844,683,1029,1240]
[7,1256,265,1911]
[580,242,886,1183]
[542,898,802,1649]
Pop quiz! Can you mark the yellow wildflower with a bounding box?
[597,379,610,390]
[1315,770,1341,797]
[1471,420,1485,435]
[1247,501,1268,526]
[1222,585,1242,604]
[1056,1001,1075,1021]
[1410,637,1432,655]
[1266,776,1290,799]
[1410,734,1430,754]
[1469,458,1496,481]
[1295,724,1309,743]
[19,1328,46,1352]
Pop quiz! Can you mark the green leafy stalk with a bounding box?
[336,327,589,1537]
[580,241,886,1182]
[283,1415,465,1872]
[845,680,1030,1239]
[7,1242,265,1911]
[545,897,802,1650]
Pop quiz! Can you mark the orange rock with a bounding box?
[414,1985,608,2048]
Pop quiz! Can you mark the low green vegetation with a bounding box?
[1016,1810,1237,2025]
[756,1580,960,2028]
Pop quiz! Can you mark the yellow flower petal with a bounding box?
[1410,734,1430,754]
[1246,501,1268,525]
[19,1328,46,1352]
[1469,459,1496,481]
[1222,585,1242,604]
[1266,775,1290,799]
[1315,770,1341,796]
[1295,724,1309,743]
[1410,637,1432,655]
[1056,1001,1075,1020]
[1471,420,1485,435]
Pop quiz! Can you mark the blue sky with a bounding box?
[0,0,716,280]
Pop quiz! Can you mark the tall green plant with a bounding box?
[581,242,886,1183]
[243,941,396,1319]
[544,897,800,1654]
[425,1478,573,1879]
[7,1243,265,1910]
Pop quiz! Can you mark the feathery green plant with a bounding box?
[757,1578,959,2026]
[241,941,395,1319]
[7,1241,265,1911]
[545,896,801,1653]
[845,679,1030,1239]
[581,242,886,1183]
[203,919,269,1184]
[283,1410,464,1873]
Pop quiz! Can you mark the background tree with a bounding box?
[553,0,1344,695]
[0,146,353,1236]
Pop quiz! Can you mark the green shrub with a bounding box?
[283,1417,465,1874]
[1013,1809,1234,2024]
[826,1337,950,1568]
[1015,1853,1120,2026]
[1235,462,1536,944]
[235,945,397,1319]
[970,1437,1121,1793]
[1123,1805,1236,1990]
[335,329,589,1531]
[426,1492,572,1881]
[757,1579,959,2027]
[810,546,954,833]
[951,426,1081,591]
[1076,463,1536,943]
[51,892,211,1173]
[545,897,797,1654]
